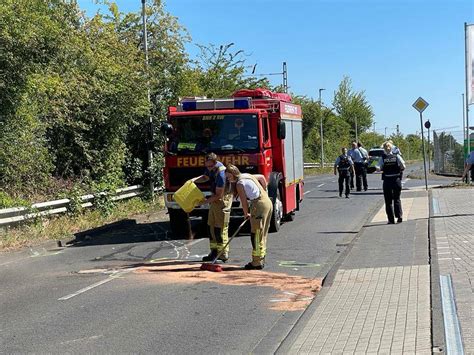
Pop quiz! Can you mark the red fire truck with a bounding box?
[160,88,304,236]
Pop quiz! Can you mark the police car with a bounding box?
[367,148,384,173]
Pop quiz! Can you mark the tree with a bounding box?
[332,76,374,140]
[192,43,269,98]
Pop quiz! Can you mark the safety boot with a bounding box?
[217,252,228,263]
[202,250,218,262]
[244,262,264,270]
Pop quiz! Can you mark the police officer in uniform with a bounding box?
[461,150,474,183]
[225,164,273,270]
[192,153,233,262]
[377,141,406,224]
[357,142,369,191]
[347,143,358,189]
[334,147,355,198]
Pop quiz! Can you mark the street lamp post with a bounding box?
[319,88,325,168]
[141,0,154,198]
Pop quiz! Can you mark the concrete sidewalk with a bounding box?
[278,190,432,354]
[432,188,473,354]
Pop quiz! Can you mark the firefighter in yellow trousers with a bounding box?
[192,153,233,262]
[225,164,273,270]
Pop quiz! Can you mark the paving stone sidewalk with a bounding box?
[278,191,431,354]
[432,188,474,354]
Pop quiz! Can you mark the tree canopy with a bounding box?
[0,0,424,205]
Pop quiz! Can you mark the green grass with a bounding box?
[0,197,164,251]
[304,167,334,176]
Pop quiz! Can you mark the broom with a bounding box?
[200,217,249,272]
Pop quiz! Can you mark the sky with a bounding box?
[77,0,473,138]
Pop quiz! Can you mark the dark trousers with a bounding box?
[338,172,350,196]
[355,162,368,191]
[350,169,354,189]
[471,166,474,182]
[383,177,402,223]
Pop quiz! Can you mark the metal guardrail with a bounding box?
[0,185,161,228]
[303,162,332,168]
[1,162,325,228]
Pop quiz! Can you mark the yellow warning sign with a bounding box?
[412,97,429,113]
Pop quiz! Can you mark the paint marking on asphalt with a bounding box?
[317,183,325,187]
[433,197,440,214]
[60,335,104,345]
[58,269,133,301]
[304,190,312,195]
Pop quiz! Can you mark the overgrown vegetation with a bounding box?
[0,197,163,250]
[0,0,427,218]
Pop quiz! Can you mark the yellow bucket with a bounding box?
[173,180,205,213]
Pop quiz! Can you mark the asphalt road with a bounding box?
[0,170,456,353]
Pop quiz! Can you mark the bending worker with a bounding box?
[334,147,355,198]
[225,164,273,270]
[191,153,233,262]
[377,141,406,224]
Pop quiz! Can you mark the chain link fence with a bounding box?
[433,130,465,176]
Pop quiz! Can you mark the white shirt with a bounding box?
[237,175,260,200]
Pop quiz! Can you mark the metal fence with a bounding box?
[0,185,162,228]
[1,163,324,229]
[433,130,465,176]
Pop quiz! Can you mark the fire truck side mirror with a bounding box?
[277,121,286,140]
[160,121,174,136]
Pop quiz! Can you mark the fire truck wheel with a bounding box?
[168,208,191,237]
[269,188,283,233]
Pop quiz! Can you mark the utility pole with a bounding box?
[142,0,154,197]
[465,23,471,172]
[463,93,468,182]
[385,127,388,139]
[283,62,288,93]
[396,124,400,135]
[463,93,466,141]
[425,120,431,173]
[319,88,325,168]
[355,117,358,143]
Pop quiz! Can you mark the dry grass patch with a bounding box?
[0,197,164,251]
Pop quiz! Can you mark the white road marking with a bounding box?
[58,269,133,301]
[269,298,292,302]
[317,183,325,187]
[60,335,103,345]
[304,190,312,195]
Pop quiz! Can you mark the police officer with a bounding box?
[377,141,406,224]
[461,150,474,183]
[334,147,355,198]
[225,164,273,270]
[356,142,369,191]
[347,143,357,189]
[191,153,233,262]
[388,140,402,156]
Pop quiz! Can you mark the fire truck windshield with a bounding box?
[168,114,259,154]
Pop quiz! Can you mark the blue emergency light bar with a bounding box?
[181,98,250,111]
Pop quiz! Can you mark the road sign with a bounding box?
[412,97,429,113]
[424,120,431,129]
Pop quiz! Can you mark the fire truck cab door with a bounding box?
[261,113,273,171]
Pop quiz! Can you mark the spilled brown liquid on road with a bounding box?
[79,260,322,311]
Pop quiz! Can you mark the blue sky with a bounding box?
[78,0,473,137]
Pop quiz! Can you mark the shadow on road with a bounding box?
[67,216,249,247]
